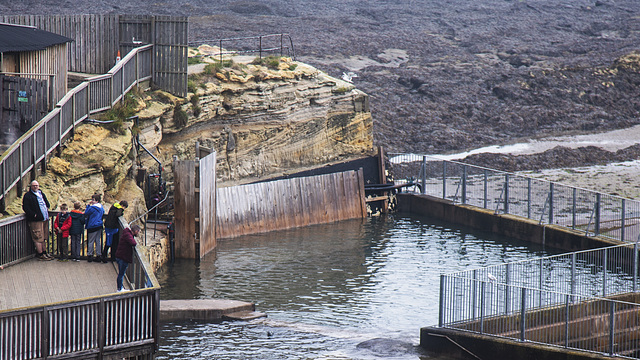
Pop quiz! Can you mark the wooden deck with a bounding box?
[0,257,123,311]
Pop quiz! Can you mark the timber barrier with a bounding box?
[0,214,160,359]
[215,169,367,239]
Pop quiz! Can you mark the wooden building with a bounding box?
[0,23,72,139]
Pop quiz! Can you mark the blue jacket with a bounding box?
[85,203,104,230]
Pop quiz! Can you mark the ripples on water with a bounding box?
[156,213,558,359]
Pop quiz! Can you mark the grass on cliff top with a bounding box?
[96,90,140,134]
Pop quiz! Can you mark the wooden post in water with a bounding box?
[377,146,388,213]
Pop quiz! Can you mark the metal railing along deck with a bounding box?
[439,243,640,358]
[0,214,159,360]
[0,44,153,210]
[391,153,640,243]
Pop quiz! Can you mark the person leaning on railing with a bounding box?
[103,200,128,262]
[22,180,54,261]
[115,224,140,292]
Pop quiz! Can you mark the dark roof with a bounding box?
[0,23,73,53]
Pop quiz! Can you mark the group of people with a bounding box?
[22,180,141,292]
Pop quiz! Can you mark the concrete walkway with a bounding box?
[160,299,265,321]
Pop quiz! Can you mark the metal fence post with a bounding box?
[527,178,531,219]
[472,270,478,320]
[603,248,607,297]
[595,193,601,236]
[520,287,526,341]
[549,183,554,224]
[483,170,488,209]
[504,174,509,214]
[572,188,577,229]
[421,156,426,195]
[609,301,615,356]
[621,199,626,241]
[634,243,638,292]
[539,258,544,307]
[571,253,577,302]
[480,281,485,334]
[564,294,570,348]
[505,263,511,314]
[462,165,467,204]
[442,161,447,200]
[438,274,445,327]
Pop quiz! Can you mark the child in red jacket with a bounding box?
[54,203,72,261]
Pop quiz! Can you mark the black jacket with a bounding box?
[22,190,50,222]
[69,210,85,235]
[105,202,125,229]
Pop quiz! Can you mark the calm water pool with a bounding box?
[156,213,558,359]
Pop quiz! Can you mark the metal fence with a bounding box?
[390,153,640,243]
[439,243,640,358]
[189,33,296,63]
[0,45,153,211]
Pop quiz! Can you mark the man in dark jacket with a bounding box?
[115,224,140,292]
[103,200,128,262]
[22,180,53,260]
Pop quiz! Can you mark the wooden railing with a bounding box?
[0,215,159,360]
[0,214,31,267]
[0,44,153,210]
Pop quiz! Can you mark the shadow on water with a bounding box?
[157,214,559,359]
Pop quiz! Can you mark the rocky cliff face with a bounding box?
[137,54,374,187]
[4,123,146,223]
[4,55,373,222]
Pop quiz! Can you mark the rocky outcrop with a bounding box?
[4,123,146,224]
[136,54,374,187]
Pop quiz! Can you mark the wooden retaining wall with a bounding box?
[216,169,367,239]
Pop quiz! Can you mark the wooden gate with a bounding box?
[0,75,50,145]
[198,152,216,257]
[119,15,188,97]
[173,151,217,259]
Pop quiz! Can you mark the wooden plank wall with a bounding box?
[19,44,66,104]
[1,75,49,132]
[0,14,188,97]
[0,14,119,74]
[149,15,188,98]
[198,152,217,257]
[216,169,367,239]
[173,161,196,258]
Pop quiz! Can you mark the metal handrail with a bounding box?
[439,242,640,358]
[390,152,640,243]
[188,33,296,62]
